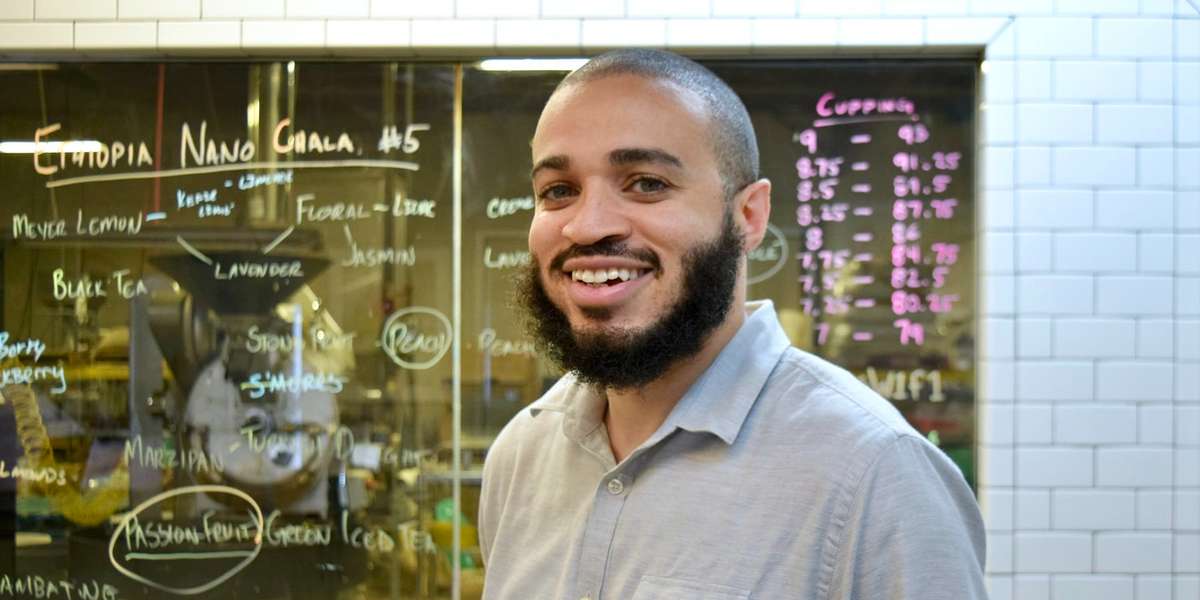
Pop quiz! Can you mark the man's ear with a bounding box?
[734,178,772,252]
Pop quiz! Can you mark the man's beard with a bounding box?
[517,209,743,390]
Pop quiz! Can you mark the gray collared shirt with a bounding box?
[478,300,986,600]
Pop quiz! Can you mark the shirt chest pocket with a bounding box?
[630,576,750,600]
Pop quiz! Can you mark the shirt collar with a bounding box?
[529,374,606,442]
[528,300,792,447]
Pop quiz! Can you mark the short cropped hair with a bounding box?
[553,49,760,200]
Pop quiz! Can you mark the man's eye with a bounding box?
[537,184,575,202]
[628,177,669,194]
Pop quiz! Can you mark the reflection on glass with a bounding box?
[462,60,980,490]
[0,62,470,599]
[0,59,977,599]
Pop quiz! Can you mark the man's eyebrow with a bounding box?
[530,155,569,180]
[529,148,684,180]
[609,147,683,170]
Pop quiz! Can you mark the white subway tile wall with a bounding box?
[1053,234,1137,273]
[286,0,369,19]
[984,488,1016,529]
[0,21,72,47]
[1017,104,1093,143]
[455,0,538,19]
[1056,0,1137,14]
[1181,321,1200,360]
[1018,317,1053,357]
[1054,60,1138,102]
[798,0,883,17]
[1016,189,1094,229]
[627,0,710,18]
[1095,18,1174,58]
[990,532,1016,572]
[119,0,200,20]
[666,18,754,48]
[201,0,284,19]
[1015,575,1052,600]
[987,575,1014,600]
[1015,18,1093,58]
[36,0,115,20]
[1015,532,1093,572]
[1062,404,1139,444]
[157,20,239,48]
[1098,448,1176,486]
[582,19,667,49]
[0,0,33,20]
[1139,405,1177,444]
[1095,533,1175,572]
[750,18,839,47]
[1015,146,1051,185]
[495,19,581,50]
[1138,489,1176,529]
[1097,362,1175,401]
[1178,491,1200,530]
[985,233,1016,274]
[1138,234,1176,273]
[369,0,454,18]
[836,18,925,46]
[241,19,325,48]
[1137,61,1175,102]
[1137,147,1175,187]
[540,0,623,19]
[984,403,1016,445]
[968,0,1053,16]
[1017,489,1051,529]
[1016,405,1053,443]
[711,0,796,18]
[409,18,493,49]
[1054,489,1137,529]
[74,21,155,48]
[985,104,1016,144]
[925,16,1008,45]
[1096,105,1175,145]
[1016,232,1053,272]
[1018,448,1095,487]
[1052,575,1136,600]
[1136,319,1175,358]
[325,20,411,49]
[1017,276,1095,315]
[2,2,1197,598]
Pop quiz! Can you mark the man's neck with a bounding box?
[603,303,748,464]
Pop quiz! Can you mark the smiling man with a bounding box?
[478,49,986,600]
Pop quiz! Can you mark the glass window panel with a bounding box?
[0,58,979,599]
[0,61,462,599]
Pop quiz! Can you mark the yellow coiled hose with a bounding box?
[4,383,128,526]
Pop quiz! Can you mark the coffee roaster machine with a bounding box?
[12,229,376,599]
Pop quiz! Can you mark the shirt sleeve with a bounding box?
[823,434,987,600]
[477,442,499,567]
[478,410,523,568]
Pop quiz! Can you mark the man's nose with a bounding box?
[560,184,631,246]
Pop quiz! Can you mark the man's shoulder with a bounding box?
[483,377,574,470]
[753,346,923,451]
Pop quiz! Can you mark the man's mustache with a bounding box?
[547,240,661,272]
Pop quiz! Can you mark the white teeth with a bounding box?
[570,268,644,284]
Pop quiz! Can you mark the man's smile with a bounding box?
[556,257,657,311]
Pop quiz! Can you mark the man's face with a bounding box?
[522,74,742,387]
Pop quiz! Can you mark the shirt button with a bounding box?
[606,478,625,495]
